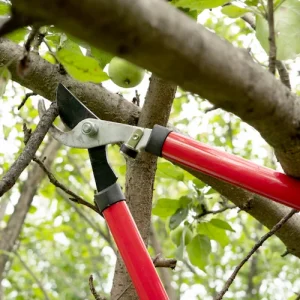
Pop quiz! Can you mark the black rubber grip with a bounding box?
[145,125,172,157]
[94,183,125,213]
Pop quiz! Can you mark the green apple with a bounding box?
[170,226,193,246]
[108,57,145,88]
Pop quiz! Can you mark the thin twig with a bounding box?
[275,60,291,90]
[196,205,237,219]
[89,275,106,300]
[132,90,140,106]
[18,92,37,110]
[267,0,276,75]
[214,208,298,300]
[152,254,177,269]
[33,155,100,214]
[57,190,115,251]
[0,101,58,197]
[205,105,218,113]
[15,252,50,300]
[241,13,256,30]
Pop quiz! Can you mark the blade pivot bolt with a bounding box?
[82,121,98,136]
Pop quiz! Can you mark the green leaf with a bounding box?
[179,196,192,208]
[169,207,189,229]
[6,28,29,43]
[186,234,211,271]
[56,48,109,83]
[29,205,37,214]
[178,7,200,20]
[91,47,113,69]
[60,38,82,54]
[245,0,258,6]
[197,221,229,247]
[0,2,10,15]
[193,178,206,189]
[256,0,300,60]
[157,162,184,181]
[172,0,228,10]
[42,52,56,64]
[152,198,180,217]
[221,5,250,18]
[0,67,11,97]
[210,218,235,232]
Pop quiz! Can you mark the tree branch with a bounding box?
[1,39,300,258]
[89,275,106,300]
[32,155,99,214]
[18,92,37,110]
[214,209,298,300]
[0,101,58,197]
[267,0,277,75]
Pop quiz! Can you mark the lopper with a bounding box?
[39,84,300,300]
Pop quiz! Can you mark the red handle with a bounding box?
[162,132,300,210]
[103,201,168,300]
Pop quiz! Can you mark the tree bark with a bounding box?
[110,76,176,299]
[0,39,300,258]
[0,138,60,293]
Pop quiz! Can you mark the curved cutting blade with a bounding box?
[56,83,97,129]
[56,83,117,192]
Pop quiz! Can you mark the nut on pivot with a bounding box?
[81,121,98,136]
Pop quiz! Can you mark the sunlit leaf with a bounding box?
[172,0,228,10]
[210,218,235,232]
[0,2,10,15]
[221,5,250,18]
[6,28,29,43]
[157,161,184,181]
[197,221,229,247]
[0,67,11,97]
[56,48,109,83]
[186,234,211,271]
[256,0,300,60]
[91,47,113,69]
[152,198,180,217]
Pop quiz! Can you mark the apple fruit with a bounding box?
[170,226,193,246]
[108,57,145,88]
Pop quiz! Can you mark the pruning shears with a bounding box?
[39,84,300,300]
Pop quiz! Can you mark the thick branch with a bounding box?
[10,0,300,176]
[0,101,58,196]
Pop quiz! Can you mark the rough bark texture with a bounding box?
[149,224,177,300]
[111,76,176,299]
[0,39,300,258]
[10,0,300,177]
[0,139,60,290]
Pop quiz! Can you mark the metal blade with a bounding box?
[56,84,117,191]
[56,83,97,129]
